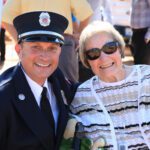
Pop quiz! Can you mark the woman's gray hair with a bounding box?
[79,21,125,68]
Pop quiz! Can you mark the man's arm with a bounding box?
[71,0,93,33]
[78,15,91,33]
[2,22,17,42]
[2,0,21,42]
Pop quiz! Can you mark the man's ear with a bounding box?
[15,43,21,55]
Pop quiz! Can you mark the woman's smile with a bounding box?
[99,62,114,69]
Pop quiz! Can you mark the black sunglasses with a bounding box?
[85,41,119,60]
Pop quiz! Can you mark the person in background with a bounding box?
[71,13,93,82]
[77,0,112,82]
[110,0,132,45]
[72,14,79,35]
[131,0,150,64]
[0,0,7,63]
[0,26,5,63]
[2,0,93,82]
[70,21,150,149]
[0,0,4,24]
[0,11,75,150]
[87,0,112,23]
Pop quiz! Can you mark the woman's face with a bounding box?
[85,33,124,82]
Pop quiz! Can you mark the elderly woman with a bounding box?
[69,21,150,149]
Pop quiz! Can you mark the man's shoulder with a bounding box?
[78,78,92,89]
[0,66,21,106]
[50,68,80,104]
[0,68,15,105]
[0,66,17,87]
[51,68,70,84]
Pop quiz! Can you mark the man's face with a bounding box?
[15,41,61,85]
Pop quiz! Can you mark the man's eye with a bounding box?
[32,46,41,49]
[31,46,41,53]
[48,47,58,52]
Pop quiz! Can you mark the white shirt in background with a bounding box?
[110,0,131,26]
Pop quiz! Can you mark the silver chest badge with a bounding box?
[39,12,51,27]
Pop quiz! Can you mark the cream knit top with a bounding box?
[70,65,150,150]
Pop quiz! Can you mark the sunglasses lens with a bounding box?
[103,42,118,54]
[86,48,100,60]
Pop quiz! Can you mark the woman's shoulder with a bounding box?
[71,76,96,107]
[137,65,150,74]
[133,65,150,82]
[72,76,96,100]
[77,76,96,90]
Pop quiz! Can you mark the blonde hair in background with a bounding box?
[79,21,125,68]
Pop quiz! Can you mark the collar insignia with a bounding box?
[18,93,25,101]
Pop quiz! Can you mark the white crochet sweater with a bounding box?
[70,65,150,150]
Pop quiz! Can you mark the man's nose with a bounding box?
[40,49,50,57]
